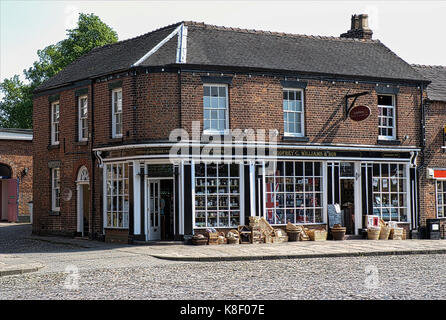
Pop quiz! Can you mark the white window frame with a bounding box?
[371,162,409,222]
[378,94,396,141]
[192,161,244,229]
[78,95,88,141]
[51,168,60,212]
[263,161,324,225]
[203,84,229,135]
[112,88,123,138]
[283,88,305,137]
[104,162,129,229]
[51,101,60,145]
[436,180,446,218]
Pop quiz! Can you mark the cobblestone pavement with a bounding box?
[1,223,445,299]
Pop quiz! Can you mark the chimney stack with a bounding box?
[341,14,373,40]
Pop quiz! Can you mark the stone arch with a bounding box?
[76,166,90,183]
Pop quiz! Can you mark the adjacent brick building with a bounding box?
[33,15,434,242]
[412,65,446,238]
[0,128,33,222]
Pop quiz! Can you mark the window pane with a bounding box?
[378,95,393,106]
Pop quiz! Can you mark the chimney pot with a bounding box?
[341,13,373,40]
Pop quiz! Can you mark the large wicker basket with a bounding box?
[367,227,381,240]
[307,229,327,241]
[389,228,404,240]
[379,226,391,240]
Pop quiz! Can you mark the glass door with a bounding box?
[148,179,161,241]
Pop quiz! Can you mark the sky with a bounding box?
[1,0,445,83]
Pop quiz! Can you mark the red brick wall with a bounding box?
[180,72,421,146]
[32,87,93,236]
[418,100,446,231]
[0,139,33,217]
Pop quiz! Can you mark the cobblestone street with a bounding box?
[1,224,445,300]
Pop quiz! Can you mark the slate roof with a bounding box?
[35,21,428,92]
[411,65,446,102]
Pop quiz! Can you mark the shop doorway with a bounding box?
[340,178,355,234]
[76,166,90,237]
[147,178,174,241]
[328,162,361,235]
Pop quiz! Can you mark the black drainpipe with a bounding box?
[417,84,425,233]
[90,80,95,240]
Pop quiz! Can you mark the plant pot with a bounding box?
[331,228,346,240]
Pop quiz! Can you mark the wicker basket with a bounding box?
[226,229,240,244]
[379,226,391,240]
[389,227,404,240]
[307,229,327,241]
[367,227,381,240]
[331,226,346,241]
[287,230,299,242]
[192,235,208,245]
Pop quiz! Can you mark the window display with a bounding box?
[194,162,241,228]
[105,163,129,228]
[437,181,446,218]
[372,163,407,222]
[265,161,323,224]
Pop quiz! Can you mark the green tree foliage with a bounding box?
[0,13,118,129]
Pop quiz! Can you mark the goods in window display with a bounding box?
[331,224,346,240]
[367,226,381,240]
[389,227,403,240]
[307,229,327,241]
[192,234,208,245]
[226,229,240,244]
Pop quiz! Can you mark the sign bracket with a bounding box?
[345,91,370,119]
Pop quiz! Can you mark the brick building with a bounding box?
[0,128,33,222]
[412,65,446,238]
[32,15,431,242]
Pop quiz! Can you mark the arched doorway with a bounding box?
[0,163,12,178]
[0,163,16,222]
[76,166,90,237]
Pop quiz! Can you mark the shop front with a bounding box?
[95,143,420,242]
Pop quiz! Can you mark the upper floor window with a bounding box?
[52,167,60,211]
[378,95,396,140]
[283,89,304,137]
[51,101,60,145]
[112,88,123,138]
[203,84,228,133]
[78,95,88,141]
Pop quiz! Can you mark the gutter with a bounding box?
[93,141,421,153]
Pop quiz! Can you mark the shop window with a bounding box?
[112,88,123,138]
[194,162,241,228]
[283,89,304,136]
[51,168,60,211]
[78,95,88,141]
[203,84,228,133]
[265,161,323,224]
[372,163,407,222]
[105,163,129,228]
[51,101,60,145]
[378,95,396,140]
[437,181,446,218]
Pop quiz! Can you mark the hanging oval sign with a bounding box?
[349,105,371,121]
